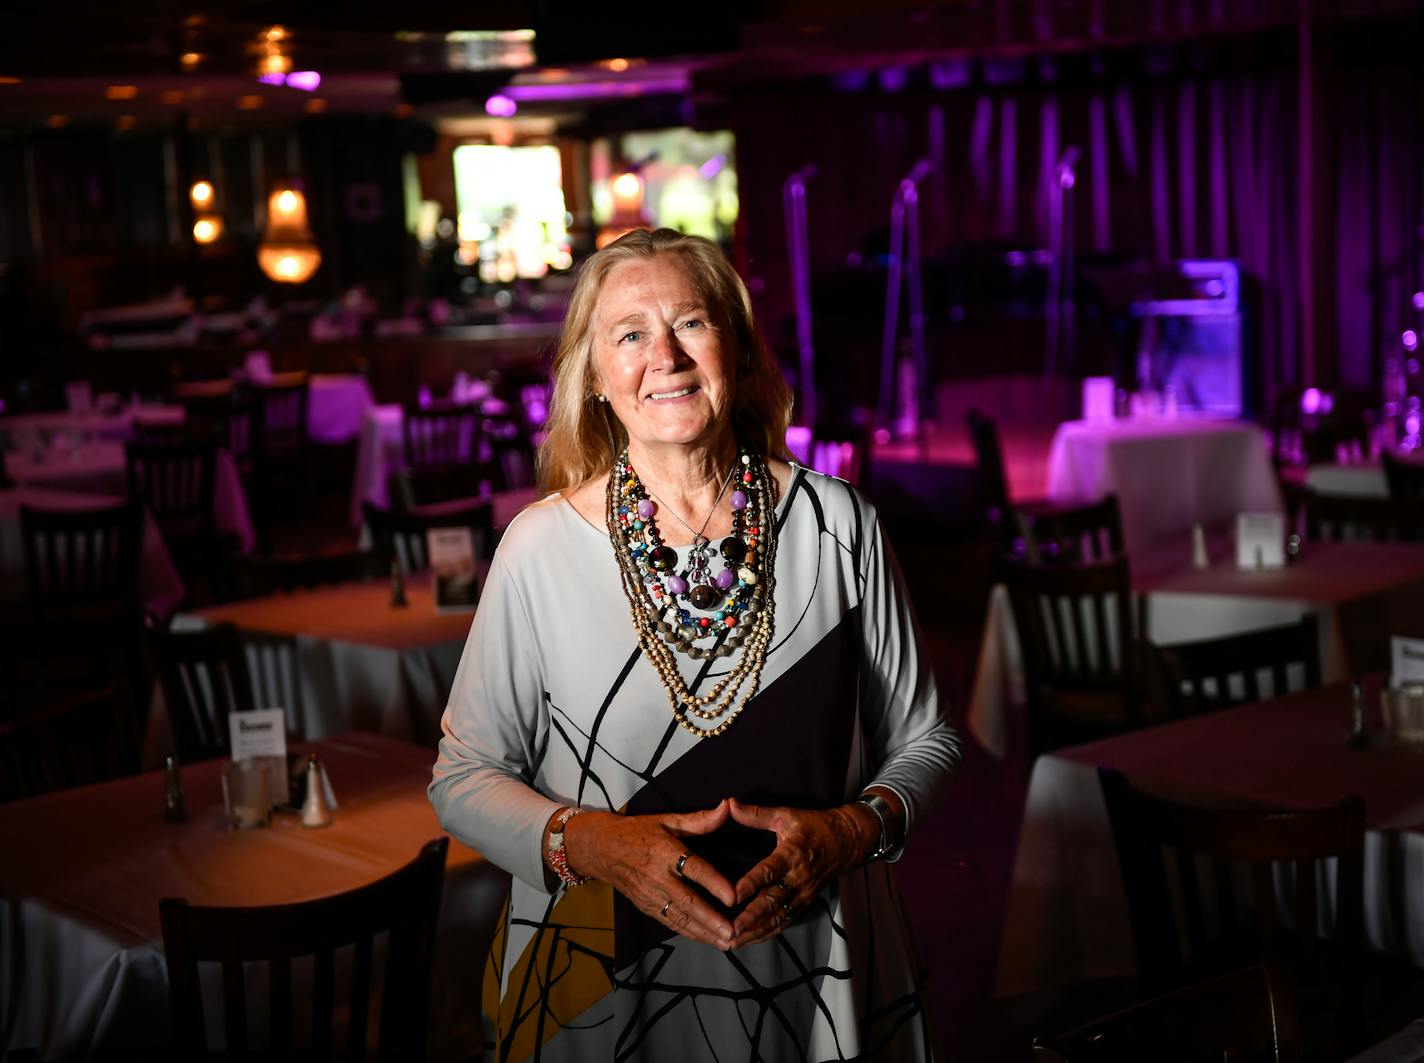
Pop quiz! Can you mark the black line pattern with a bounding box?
[484,471,936,1062]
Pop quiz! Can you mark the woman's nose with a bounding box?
[647,327,686,371]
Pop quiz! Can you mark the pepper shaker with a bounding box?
[163,754,188,823]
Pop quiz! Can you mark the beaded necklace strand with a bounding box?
[606,449,777,737]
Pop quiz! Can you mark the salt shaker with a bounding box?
[1348,681,1368,749]
[163,754,188,823]
[389,558,408,608]
[301,753,333,828]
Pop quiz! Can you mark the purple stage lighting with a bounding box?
[485,93,517,117]
[287,71,321,92]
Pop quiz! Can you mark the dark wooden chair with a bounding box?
[242,547,394,596]
[1020,495,1124,563]
[1099,768,1364,1056]
[181,381,251,457]
[151,623,256,762]
[1382,451,1424,499]
[402,402,480,469]
[160,837,448,1062]
[482,407,538,490]
[1304,492,1424,542]
[19,500,147,690]
[363,499,495,573]
[1032,964,1300,1063]
[1001,557,1146,755]
[0,687,140,801]
[126,435,217,547]
[1149,616,1321,717]
[246,374,310,553]
[968,407,1015,539]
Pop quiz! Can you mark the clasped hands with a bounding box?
[560,796,880,951]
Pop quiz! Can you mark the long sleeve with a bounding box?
[429,552,563,892]
[855,499,961,847]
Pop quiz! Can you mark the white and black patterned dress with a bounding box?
[430,465,960,1062]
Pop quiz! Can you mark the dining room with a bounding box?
[4,2,1424,1061]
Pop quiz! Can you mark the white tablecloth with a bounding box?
[307,373,374,444]
[967,539,1424,757]
[1307,462,1390,498]
[0,487,184,619]
[0,732,506,1062]
[1047,418,1282,554]
[994,678,1424,999]
[0,405,184,449]
[4,442,255,554]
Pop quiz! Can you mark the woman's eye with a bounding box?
[680,319,703,330]
[620,331,642,344]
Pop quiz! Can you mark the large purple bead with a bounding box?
[637,498,657,518]
[667,574,689,595]
[730,489,748,511]
[715,568,735,590]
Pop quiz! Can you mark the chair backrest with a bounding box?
[125,437,217,538]
[1099,769,1364,1047]
[242,547,394,596]
[20,500,143,621]
[151,623,256,762]
[967,408,1012,521]
[160,836,448,1062]
[0,686,140,800]
[1150,616,1321,717]
[248,375,309,460]
[1020,496,1124,563]
[1382,451,1424,500]
[363,500,495,572]
[182,384,250,455]
[1304,492,1424,542]
[1032,964,1300,1063]
[402,403,480,469]
[1000,557,1142,752]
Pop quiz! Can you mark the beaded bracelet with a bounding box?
[546,806,591,888]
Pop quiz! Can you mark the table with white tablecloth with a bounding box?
[967,538,1424,757]
[0,404,185,450]
[305,372,374,444]
[0,732,507,1062]
[994,677,1424,1000]
[1047,418,1282,554]
[0,487,184,619]
[4,441,255,553]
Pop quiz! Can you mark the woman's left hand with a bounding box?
[725,797,878,948]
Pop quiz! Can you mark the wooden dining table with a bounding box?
[0,732,508,1062]
[993,676,1424,1000]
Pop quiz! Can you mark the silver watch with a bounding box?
[855,792,894,863]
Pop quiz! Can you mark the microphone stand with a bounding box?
[1043,146,1080,394]
[783,164,818,430]
[879,158,933,438]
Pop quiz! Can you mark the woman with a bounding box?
[430,228,960,1061]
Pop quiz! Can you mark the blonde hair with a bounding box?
[538,228,793,494]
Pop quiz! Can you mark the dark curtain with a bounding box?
[732,26,1421,410]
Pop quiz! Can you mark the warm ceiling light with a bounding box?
[264,25,288,41]
[606,57,629,72]
[259,182,321,284]
[180,52,202,71]
[612,172,642,199]
[274,189,299,216]
[193,217,222,244]
[190,180,214,207]
[259,52,293,77]
[237,95,264,110]
[106,85,139,100]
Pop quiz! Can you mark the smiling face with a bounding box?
[591,253,739,461]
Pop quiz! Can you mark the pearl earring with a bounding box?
[595,393,608,403]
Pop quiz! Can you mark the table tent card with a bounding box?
[1235,512,1285,570]
[428,527,480,612]
[229,708,288,805]
[1391,636,1424,689]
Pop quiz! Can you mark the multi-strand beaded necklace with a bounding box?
[607,448,777,737]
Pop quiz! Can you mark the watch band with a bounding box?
[547,806,590,887]
[855,792,894,863]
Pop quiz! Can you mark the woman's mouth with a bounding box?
[649,386,698,401]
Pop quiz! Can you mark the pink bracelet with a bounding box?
[546,806,591,888]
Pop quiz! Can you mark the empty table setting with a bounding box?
[968,533,1424,757]
[0,731,507,1061]
[1046,417,1282,555]
[993,676,1424,1001]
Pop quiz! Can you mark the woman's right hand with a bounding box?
[561,799,738,950]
